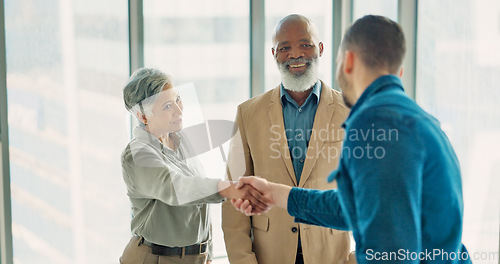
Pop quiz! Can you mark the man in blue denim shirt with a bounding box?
[233,15,471,263]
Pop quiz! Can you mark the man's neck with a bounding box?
[287,89,312,107]
[285,83,316,107]
[352,70,393,104]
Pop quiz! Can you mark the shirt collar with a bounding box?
[133,126,165,151]
[133,126,184,155]
[280,80,321,107]
[342,75,404,128]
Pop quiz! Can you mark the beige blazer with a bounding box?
[222,81,355,264]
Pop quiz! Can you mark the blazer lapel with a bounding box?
[299,81,336,187]
[268,87,297,186]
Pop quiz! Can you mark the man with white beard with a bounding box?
[222,14,354,264]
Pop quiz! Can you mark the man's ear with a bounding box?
[398,66,404,78]
[343,51,355,74]
[271,47,276,57]
[318,42,324,57]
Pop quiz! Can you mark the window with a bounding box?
[352,0,398,22]
[2,1,498,263]
[5,0,130,263]
[143,0,250,121]
[143,1,250,262]
[416,0,500,257]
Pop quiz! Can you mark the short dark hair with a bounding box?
[341,15,405,73]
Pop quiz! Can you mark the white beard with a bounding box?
[277,58,319,92]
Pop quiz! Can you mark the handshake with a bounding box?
[218,177,292,216]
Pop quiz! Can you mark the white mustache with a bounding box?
[278,57,319,92]
[284,58,312,67]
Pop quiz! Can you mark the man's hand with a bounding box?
[231,176,274,216]
[218,180,270,213]
[231,176,292,216]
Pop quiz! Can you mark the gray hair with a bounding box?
[123,68,173,121]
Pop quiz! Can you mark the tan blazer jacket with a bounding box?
[222,81,354,264]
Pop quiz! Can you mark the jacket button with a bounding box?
[291,227,298,233]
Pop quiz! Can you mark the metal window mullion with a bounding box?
[332,0,352,89]
[128,0,144,136]
[250,0,265,98]
[0,0,13,263]
[398,0,418,100]
[129,0,144,75]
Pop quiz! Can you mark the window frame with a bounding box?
[0,0,13,262]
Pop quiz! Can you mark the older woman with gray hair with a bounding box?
[119,68,268,264]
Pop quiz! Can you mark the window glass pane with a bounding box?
[417,0,500,257]
[143,0,249,121]
[5,0,130,263]
[353,0,398,22]
[143,1,250,261]
[265,0,333,91]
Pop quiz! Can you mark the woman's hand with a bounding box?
[231,176,291,216]
[218,181,270,213]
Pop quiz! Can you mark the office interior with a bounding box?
[0,0,499,263]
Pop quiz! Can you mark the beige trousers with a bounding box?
[120,237,208,264]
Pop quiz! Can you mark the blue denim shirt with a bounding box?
[280,81,321,183]
[287,75,471,263]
